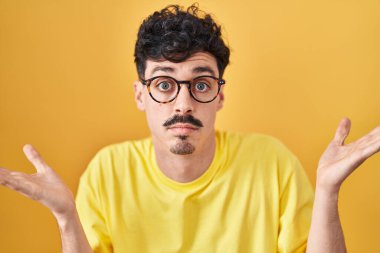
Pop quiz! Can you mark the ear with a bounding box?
[216,87,225,111]
[134,81,145,111]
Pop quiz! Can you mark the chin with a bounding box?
[169,141,195,155]
[165,135,195,155]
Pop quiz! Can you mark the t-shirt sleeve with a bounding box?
[277,153,315,253]
[76,153,113,253]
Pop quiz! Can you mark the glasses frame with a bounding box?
[141,75,226,104]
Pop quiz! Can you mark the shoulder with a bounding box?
[218,130,303,180]
[94,137,151,162]
[219,130,294,159]
[81,137,152,179]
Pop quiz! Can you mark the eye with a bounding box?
[157,81,173,91]
[195,82,210,92]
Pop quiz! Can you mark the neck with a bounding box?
[152,131,216,183]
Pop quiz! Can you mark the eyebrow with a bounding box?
[192,66,216,76]
[150,65,216,77]
[150,66,175,76]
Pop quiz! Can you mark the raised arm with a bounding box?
[0,144,93,253]
[307,118,380,253]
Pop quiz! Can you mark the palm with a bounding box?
[317,118,380,192]
[0,145,74,216]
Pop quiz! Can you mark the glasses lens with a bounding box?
[149,77,178,103]
[191,77,219,102]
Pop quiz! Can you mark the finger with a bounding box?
[23,144,49,174]
[359,132,380,159]
[345,130,380,169]
[0,167,23,184]
[0,169,41,200]
[355,125,380,146]
[0,167,10,185]
[333,117,351,145]
[0,168,23,189]
[4,172,26,191]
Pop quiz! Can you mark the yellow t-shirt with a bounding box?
[76,131,314,253]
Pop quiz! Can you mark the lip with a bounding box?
[167,124,199,134]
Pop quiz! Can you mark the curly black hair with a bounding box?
[134,4,230,79]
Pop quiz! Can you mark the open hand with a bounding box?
[317,118,380,193]
[0,144,75,218]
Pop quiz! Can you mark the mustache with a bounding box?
[163,114,204,128]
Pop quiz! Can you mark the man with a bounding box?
[0,4,379,253]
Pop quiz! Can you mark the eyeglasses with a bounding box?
[141,75,226,104]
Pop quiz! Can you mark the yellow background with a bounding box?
[0,0,379,252]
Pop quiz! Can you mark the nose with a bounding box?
[174,84,194,114]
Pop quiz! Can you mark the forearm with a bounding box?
[55,209,93,253]
[0,150,93,253]
[306,187,346,253]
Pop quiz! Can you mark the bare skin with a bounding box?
[134,52,224,183]
[307,118,380,252]
[0,118,379,252]
[0,145,92,253]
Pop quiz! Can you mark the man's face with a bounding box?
[134,52,224,155]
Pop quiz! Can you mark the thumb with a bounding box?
[23,144,49,173]
[333,117,351,145]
